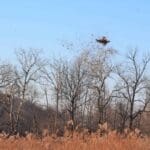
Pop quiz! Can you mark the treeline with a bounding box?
[0,46,150,136]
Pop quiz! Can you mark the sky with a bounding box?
[0,0,150,61]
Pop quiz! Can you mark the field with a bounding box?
[0,131,149,150]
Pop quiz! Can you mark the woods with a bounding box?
[0,47,150,136]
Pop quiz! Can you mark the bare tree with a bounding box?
[60,57,87,128]
[115,50,150,130]
[41,59,64,130]
[14,49,46,132]
[0,62,18,133]
[86,48,116,124]
[0,62,15,89]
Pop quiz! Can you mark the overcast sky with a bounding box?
[0,0,150,61]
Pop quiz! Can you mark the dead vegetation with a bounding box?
[0,126,149,150]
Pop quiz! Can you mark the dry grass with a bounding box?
[0,130,149,150]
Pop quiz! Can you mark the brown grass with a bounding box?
[0,131,149,150]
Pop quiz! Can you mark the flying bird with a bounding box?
[96,36,110,46]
